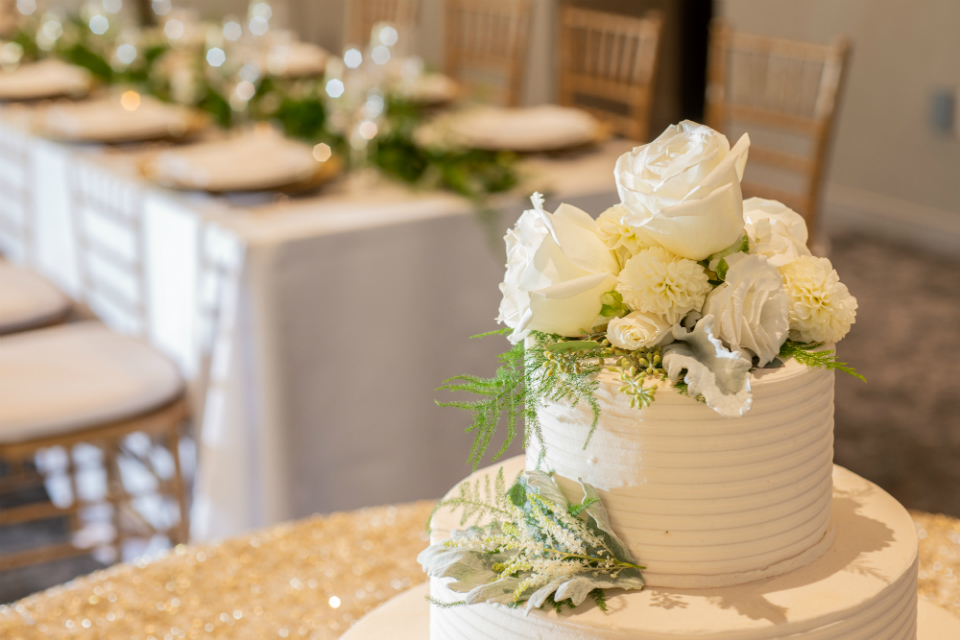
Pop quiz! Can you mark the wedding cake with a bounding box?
[343,122,960,639]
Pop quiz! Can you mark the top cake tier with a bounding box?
[526,357,835,588]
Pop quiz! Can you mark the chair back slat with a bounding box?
[346,0,420,47]
[706,20,851,243]
[444,0,533,107]
[558,7,663,142]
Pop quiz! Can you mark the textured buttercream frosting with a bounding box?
[429,458,919,640]
[525,357,836,587]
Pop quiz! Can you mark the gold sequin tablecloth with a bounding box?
[1,504,958,639]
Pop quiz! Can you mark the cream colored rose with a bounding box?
[607,311,673,350]
[596,204,646,265]
[703,253,789,366]
[615,121,751,261]
[744,198,812,267]
[779,255,857,344]
[497,195,620,343]
[616,247,711,324]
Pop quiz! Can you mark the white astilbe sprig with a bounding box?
[420,468,645,614]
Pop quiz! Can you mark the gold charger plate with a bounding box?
[0,70,96,102]
[139,152,344,195]
[33,108,209,145]
[470,119,613,155]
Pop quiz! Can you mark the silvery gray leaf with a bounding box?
[525,578,569,612]
[553,569,646,607]
[464,576,525,605]
[663,315,753,418]
[578,480,639,566]
[522,470,570,508]
[418,546,502,587]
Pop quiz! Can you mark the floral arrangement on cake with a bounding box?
[439,121,862,469]
[420,468,645,613]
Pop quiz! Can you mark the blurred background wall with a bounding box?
[721,0,960,255]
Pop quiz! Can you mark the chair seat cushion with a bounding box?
[0,263,70,334]
[0,322,184,443]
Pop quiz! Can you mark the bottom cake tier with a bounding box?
[350,456,944,640]
[342,585,960,640]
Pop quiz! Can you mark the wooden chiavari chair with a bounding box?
[444,0,533,107]
[706,20,851,244]
[0,323,190,572]
[346,0,421,47]
[0,263,70,335]
[557,7,663,143]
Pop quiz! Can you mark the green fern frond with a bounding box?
[590,588,607,612]
[427,468,515,532]
[471,328,513,340]
[779,341,866,381]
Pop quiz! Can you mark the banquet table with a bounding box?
[0,103,634,541]
[0,503,957,639]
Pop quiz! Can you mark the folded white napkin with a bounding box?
[0,59,91,100]
[448,105,600,151]
[266,42,329,77]
[406,73,459,104]
[43,94,194,142]
[148,128,318,191]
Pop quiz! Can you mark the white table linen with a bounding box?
[0,105,630,540]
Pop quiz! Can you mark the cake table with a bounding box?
[0,501,957,639]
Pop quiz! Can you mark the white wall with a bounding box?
[720,0,960,234]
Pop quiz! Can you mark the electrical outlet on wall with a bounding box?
[929,88,956,136]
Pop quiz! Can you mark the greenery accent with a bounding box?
[425,596,467,608]
[715,257,730,282]
[428,467,516,533]
[374,97,519,200]
[437,330,672,469]
[420,470,644,613]
[778,341,866,381]
[599,290,628,318]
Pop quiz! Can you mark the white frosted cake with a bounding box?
[343,121,960,639]
[527,357,836,589]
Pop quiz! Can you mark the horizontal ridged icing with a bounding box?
[429,460,920,640]
[526,357,835,587]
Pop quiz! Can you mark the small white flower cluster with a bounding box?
[497,121,857,384]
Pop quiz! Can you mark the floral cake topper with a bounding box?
[439,121,862,469]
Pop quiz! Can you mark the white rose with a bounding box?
[615,120,751,261]
[703,253,789,366]
[779,255,857,344]
[744,198,812,267]
[497,195,620,343]
[607,311,673,350]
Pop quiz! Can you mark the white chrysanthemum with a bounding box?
[596,204,645,263]
[616,247,711,324]
[779,255,858,344]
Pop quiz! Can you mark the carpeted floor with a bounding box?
[1,232,958,605]
[830,233,960,518]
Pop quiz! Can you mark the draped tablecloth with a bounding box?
[0,105,633,541]
[0,503,957,639]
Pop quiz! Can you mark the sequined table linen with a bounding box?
[2,503,957,639]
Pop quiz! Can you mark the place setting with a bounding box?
[31,89,206,143]
[139,124,342,193]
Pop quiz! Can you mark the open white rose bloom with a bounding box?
[495,121,859,417]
